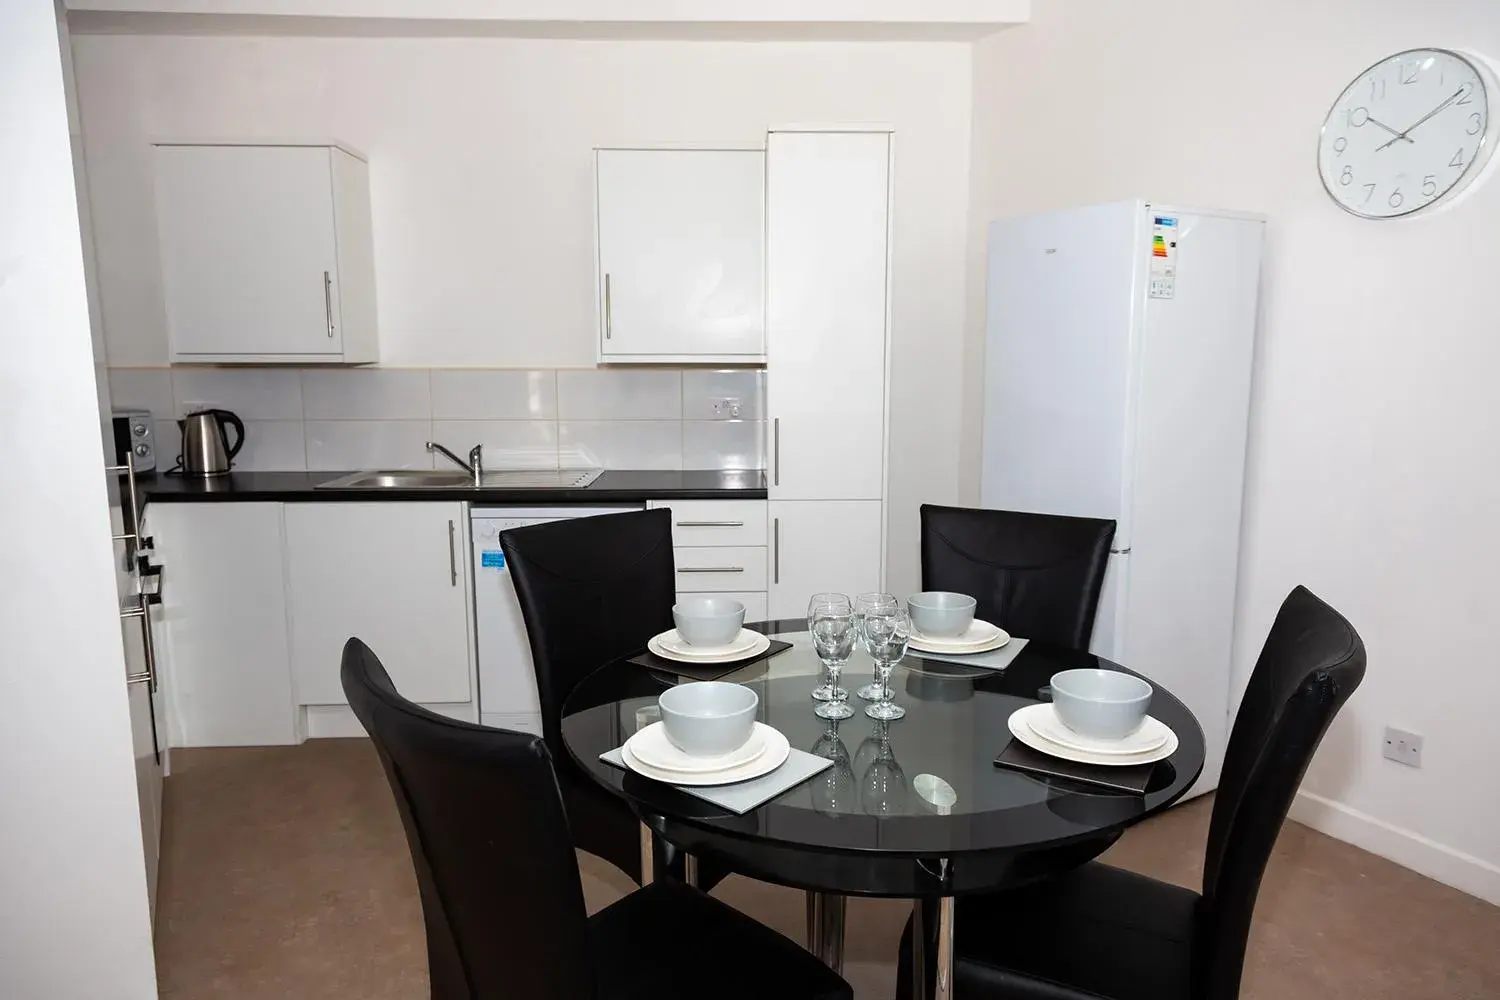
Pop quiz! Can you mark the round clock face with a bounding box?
[1318,48,1494,219]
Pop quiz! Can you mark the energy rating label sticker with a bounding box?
[1150,215,1178,299]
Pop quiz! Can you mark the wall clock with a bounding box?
[1318,48,1496,218]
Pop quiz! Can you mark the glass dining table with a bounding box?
[560,621,1206,1000]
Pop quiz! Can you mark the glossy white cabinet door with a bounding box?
[768,500,884,619]
[285,503,473,705]
[154,144,377,363]
[596,148,765,362]
[766,132,890,500]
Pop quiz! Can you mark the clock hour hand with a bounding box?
[1377,88,1467,151]
[1366,116,1416,144]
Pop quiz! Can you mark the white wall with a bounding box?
[71,31,973,594]
[967,0,1500,901]
[0,2,157,996]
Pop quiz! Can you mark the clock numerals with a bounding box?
[1468,111,1484,136]
[1333,136,1348,157]
[1423,174,1438,197]
[1388,187,1405,209]
[1451,148,1466,169]
[1370,76,1387,101]
[1362,183,1377,205]
[1348,106,1370,128]
[1340,165,1354,186]
[1399,61,1421,85]
[1458,81,1475,106]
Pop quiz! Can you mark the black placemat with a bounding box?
[628,639,793,682]
[994,738,1156,794]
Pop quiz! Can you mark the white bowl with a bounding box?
[657,682,759,757]
[906,591,977,637]
[672,597,745,647]
[1049,669,1154,740]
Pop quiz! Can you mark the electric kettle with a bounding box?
[178,409,245,477]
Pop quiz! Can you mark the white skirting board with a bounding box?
[1289,790,1500,906]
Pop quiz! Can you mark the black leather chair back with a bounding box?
[343,639,594,1000]
[1197,586,1366,999]
[919,504,1116,648]
[499,508,676,751]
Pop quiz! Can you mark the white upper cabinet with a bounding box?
[153,143,378,364]
[765,131,890,501]
[595,148,765,363]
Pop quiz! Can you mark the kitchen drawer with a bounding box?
[673,546,768,592]
[656,500,767,548]
[676,590,768,624]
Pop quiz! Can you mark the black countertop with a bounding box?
[135,469,767,505]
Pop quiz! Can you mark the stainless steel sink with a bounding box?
[315,468,603,490]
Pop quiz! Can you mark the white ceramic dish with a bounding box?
[626,721,768,774]
[1007,704,1178,767]
[622,724,790,786]
[1049,668,1154,739]
[908,621,1009,653]
[648,631,772,664]
[906,591,977,637]
[672,596,746,646]
[651,628,762,659]
[1026,704,1169,756]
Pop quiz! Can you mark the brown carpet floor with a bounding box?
[154,740,1500,999]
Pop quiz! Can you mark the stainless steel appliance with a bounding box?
[178,408,244,477]
[112,409,157,473]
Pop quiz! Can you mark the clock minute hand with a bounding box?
[1377,88,1467,151]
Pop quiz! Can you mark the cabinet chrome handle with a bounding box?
[772,418,780,486]
[323,270,334,338]
[675,520,745,528]
[108,452,143,546]
[679,566,745,574]
[604,273,613,340]
[773,517,780,584]
[120,599,155,689]
[448,520,458,586]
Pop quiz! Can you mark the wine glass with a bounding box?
[809,596,855,720]
[807,593,850,702]
[854,592,899,701]
[862,607,911,721]
[809,721,856,817]
[859,722,907,817]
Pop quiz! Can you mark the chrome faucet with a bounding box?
[426,441,484,486]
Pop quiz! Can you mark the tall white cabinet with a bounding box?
[765,130,892,618]
[153,142,378,364]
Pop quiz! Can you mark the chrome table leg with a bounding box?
[683,852,699,888]
[806,890,846,974]
[639,822,654,886]
[935,891,955,1000]
[911,897,928,1000]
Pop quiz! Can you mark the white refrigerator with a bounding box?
[981,200,1264,795]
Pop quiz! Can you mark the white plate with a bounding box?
[908,621,1009,654]
[625,721,769,775]
[648,631,772,664]
[1025,704,1170,756]
[623,725,791,786]
[650,628,765,660]
[1007,704,1178,767]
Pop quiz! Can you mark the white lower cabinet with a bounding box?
[150,502,300,747]
[284,502,475,708]
[768,500,884,620]
[649,499,770,618]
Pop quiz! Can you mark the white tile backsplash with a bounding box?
[305,421,435,471]
[682,370,766,421]
[236,420,309,471]
[107,368,174,417]
[431,370,557,420]
[108,367,765,473]
[430,420,559,470]
[302,369,431,420]
[557,369,682,420]
[683,420,765,470]
[559,421,683,470]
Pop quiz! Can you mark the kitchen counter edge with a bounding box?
[131,469,769,506]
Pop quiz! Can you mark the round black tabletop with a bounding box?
[560,622,1205,898]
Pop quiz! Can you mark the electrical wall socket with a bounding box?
[1383,726,1423,768]
[711,397,743,419]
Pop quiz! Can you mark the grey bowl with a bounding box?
[657,682,759,757]
[906,591,977,638]
[1049,669,1153,740]
[672,597,745,647]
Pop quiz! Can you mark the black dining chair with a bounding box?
[919,504,1116,648]
[896,585,1367,1000]
[498,508,693,886]
[342,639,852,1000]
